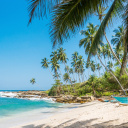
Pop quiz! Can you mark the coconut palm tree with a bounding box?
[57,47,73,84]
[90,61,96,75]
[107,61,114,71]
[63,73,70,85]
[79,23,99,55]
[77,55,85,82]
[88,75,98,96]
[100,45,107,66]
[85,61,91,78]
[71,52,79,81]
[111,25,127,76]
[30,78,36,85]
[51,59,60,80]
[96,63,102,77]
[63,73,70,93]
[41,58,53,77]
[69,68,75,83]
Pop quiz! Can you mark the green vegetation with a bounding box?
[48,67,128,97]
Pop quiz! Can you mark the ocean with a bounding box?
[0,90,62,118]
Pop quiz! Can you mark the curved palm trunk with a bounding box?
[96,52,126,95]
[104,32,128,76]
[120,42,128,76]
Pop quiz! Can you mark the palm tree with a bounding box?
[30,78,36,85]
[63,73,70,85]
[71,52,79,81]
[77,55,85,82]
[96,63,102,77]
[51,59,60,80]
[88,75,98,96]
[63,73,70,93]
[79,23,99,55]
[107,61,114,71]
[90,61,96,75]
[50,50,58,61]
[69,68,75,82]
[41,58,53,76]
[100,45,107,66]
[57,47,73,84]
[111,25,127,76]
[85,61,91,78]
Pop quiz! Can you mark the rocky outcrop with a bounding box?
[14,91,48,99]
[55,95,94,103]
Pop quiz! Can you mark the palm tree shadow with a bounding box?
[22,118,128,128]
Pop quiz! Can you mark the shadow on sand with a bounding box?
[22,118,128,128]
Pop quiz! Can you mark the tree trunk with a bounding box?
[96,52,126,95]
[64,63,75,93]
[104,32,128,76]
[120,42,128,76]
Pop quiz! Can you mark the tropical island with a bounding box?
[0,0,128,128]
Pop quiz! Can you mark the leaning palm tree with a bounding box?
[41,58,53,77]
[30,78,36,85]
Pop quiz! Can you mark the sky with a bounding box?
[0,0,122,90]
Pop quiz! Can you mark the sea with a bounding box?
[0,90,63,118]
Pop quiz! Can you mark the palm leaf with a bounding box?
[28,0,61,24]
[50,0,109,46]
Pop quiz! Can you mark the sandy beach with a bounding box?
[11,101,128,128]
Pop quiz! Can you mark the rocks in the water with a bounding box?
[14,91,48,99]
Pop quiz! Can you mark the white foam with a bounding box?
[0,92,17,98]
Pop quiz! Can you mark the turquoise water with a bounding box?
[114,97,128,103]
[0,91,61,118]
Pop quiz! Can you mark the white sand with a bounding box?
[12,101,128,128]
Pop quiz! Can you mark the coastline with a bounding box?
[0,101,75,128]
[12,101,128,128]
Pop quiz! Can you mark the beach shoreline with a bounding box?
[11,101,128,128]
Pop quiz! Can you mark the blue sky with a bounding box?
[0,0,122,90]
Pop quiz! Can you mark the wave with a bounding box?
[0,91,55,103]
[0,92,17,98]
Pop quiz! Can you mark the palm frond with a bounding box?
[50,0,109,47]
[28,0,61,24]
